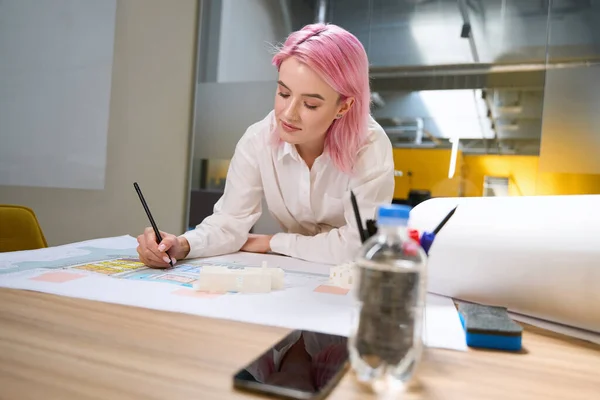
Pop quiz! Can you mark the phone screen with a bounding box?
[233,330,349,400]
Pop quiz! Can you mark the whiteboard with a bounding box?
[0,0,116,189]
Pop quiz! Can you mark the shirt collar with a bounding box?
[277,141,300,162]
[276,141,331,166]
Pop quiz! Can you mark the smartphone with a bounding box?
[233,330,349,400]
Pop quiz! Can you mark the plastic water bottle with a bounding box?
[348,204,427,389]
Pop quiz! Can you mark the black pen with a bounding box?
[350,190,367,243]
[421,205,458,255]
[433,205,458,235]
[133,182,173,267]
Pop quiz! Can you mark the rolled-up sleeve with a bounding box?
[270,134,395,265]
[182,130,263,259]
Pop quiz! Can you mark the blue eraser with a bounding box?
[458,302,523,351]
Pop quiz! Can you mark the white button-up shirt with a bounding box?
[182,110,395,265]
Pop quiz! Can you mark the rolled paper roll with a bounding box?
[409,195,600,334]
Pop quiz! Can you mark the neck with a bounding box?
[296,138,325,169]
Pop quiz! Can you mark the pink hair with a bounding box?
[271,23,371,174]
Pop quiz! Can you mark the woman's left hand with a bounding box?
[241,234,273,253]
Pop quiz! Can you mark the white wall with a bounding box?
[217,0,286,82]
[0,0,116,190]
[0,0,197,246]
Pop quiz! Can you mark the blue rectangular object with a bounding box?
[458,303,523,351]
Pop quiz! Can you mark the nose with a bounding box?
[283,98,300,122]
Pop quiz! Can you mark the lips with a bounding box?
[281,120,301,132]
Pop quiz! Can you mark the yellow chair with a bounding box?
[0,205,48,252]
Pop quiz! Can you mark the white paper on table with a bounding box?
[424,293,467,351]
[0,235,138,272]
[0,236,467,352]
[0,235,137,263]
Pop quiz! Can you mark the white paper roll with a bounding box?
[408,195,600,333]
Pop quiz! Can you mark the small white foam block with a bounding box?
[193,264,285,293]
[329,262,356,289]
[265,268,285,290]
[258,260,284,290]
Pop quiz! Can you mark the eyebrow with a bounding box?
[278,80,325,101]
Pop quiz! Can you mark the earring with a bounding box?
[336,114,343,119]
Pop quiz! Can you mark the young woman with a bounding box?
[137,23,395,267]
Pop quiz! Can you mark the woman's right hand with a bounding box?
[136,227,190,268]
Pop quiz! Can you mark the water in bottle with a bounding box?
[348,204,427,388]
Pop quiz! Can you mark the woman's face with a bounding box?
[274,57,352,148]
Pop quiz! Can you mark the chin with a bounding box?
[278,128,301,144]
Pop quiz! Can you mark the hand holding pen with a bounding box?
[134,182,190,268]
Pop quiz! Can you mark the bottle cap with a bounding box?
[377,204,411,225]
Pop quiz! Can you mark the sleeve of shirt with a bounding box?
[269,132,395,265]
[181,129,264,259]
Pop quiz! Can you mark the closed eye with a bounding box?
[279,92,318,110]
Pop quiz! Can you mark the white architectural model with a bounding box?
[193,261,285,293]
[329,262,357,289]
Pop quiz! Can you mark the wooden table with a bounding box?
[0,288,598,400]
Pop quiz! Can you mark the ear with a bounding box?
[335,97,355,119]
